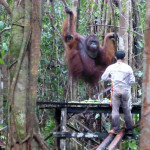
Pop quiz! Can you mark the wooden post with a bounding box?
[60,108,67,150]
[54,109,61,150]
[96,133,115,150]
[108,129,125,150]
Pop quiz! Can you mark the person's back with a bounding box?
[102,62,135,90]
[101,50,135,135]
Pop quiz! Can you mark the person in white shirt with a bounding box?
[101,50,135,135]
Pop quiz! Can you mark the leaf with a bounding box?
[138,89,142,96]
[138,41,144,48]
[0,58,5,64]
[94,12,99,17]
[129,140,138,150]
[95,113,100,119]
[136,71,143,77]
[1,16,4,20]
[2,43,8,51]
[90,2,96,7]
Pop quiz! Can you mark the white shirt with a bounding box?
[101,62,135,90]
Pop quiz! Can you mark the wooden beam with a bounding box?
[96,133,115,150]
[60,108,67,150]
[108,129,125,150]
[53,132,108,139]
[67,124,79,132]
[67,124,100,145]
[37,101,141,115]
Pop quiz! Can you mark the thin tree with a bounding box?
[139,0,150,149]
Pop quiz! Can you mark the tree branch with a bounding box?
[0,0,11,15]
[33,133,49,150]
[87,24,144,37]
[0,126,7,132]
[0,27,11,35]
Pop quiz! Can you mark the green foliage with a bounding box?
[0,58,5,64]
[115,7,120,15]
[0,125,6,148]
[134,114,140,122]
[95,113,100,119]
[135,71,143,78]
[136,1,146,30]
[44,119,56,146]
[90,2,96,8]
[122,0,127,13]
[38,1,68,101]
[0,7,11,64]
[123,139,139,150]
[138,89,142,97]
[0,21,4,30]
[2,43,8,52]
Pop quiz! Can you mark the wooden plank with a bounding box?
[37,101,141,114]
[37,100,141,106]
[108,129,125,150]
[96,133,115,150]
[53,132,108,139]
[37,101,141,108]
[39,105,141,115]
[60,108,67,150]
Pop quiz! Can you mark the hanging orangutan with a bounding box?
[62,6,117,86]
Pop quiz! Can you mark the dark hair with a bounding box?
[115,50,125,60]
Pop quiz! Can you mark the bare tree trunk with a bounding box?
[26,0,44,149]
[139,0,150,149]
[7,0,47,149]
[119,0,130,63]
[128,0,133,66]
[7,1,27,149]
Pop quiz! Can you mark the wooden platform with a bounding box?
[37,101,141,114]
[37,101,141,149]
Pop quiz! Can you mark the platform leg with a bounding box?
[54,109,61,150]
[60,108,67,150]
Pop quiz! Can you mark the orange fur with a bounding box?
[62,10,116,86]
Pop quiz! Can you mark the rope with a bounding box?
[110,82,113,106]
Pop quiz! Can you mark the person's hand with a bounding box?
[107,77,112,82]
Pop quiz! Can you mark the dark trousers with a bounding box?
[111,88,133,133]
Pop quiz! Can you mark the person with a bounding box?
[101,50,135,135]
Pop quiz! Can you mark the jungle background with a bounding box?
[0,0,149,149]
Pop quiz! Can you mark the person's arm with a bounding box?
[101,67,111,81]
[129,69,135,85]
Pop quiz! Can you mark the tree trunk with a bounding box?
[119,0,130,63]
[139,0,150,149]
[128,0,133,66]
[7,1,27,149]
[65,1,80,102]
[7,0,47,149]
[0,69,3,125]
